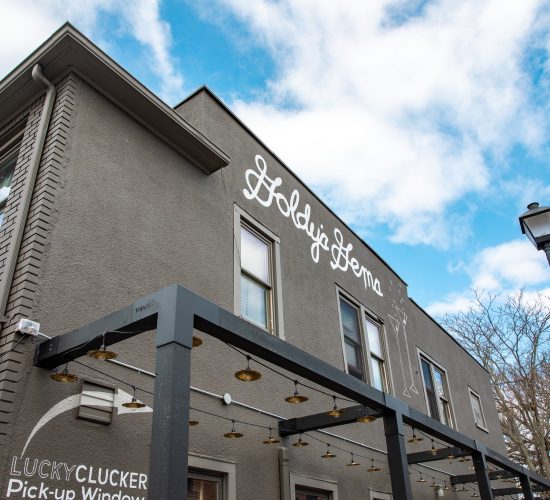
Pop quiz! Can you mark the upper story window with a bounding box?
[0,128,23,226]
[419,354,453,427]
[469,387,488,431]
[338,293,388,392]
[234,206,284,338]
[295,488,332,500]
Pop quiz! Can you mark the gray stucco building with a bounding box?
[0,24,545,500]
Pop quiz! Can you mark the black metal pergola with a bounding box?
[34,284,550,499]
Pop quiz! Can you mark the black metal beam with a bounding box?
[407,447,468,464]
[451,471,516,484]
[473,450,494,500]
[278,405,381,437]
[492,485,545,497]
[384,411,413,500]
[520,475,534,500]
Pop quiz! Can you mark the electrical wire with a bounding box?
[0,333,26,362]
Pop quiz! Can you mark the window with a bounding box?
[188,455,236,500]
[419,355,453,427]
[338,293,388,392]
[0,128,23,226]
[370,492,391,500]
[290,474,338,500]
[234,206,284,337]
[469,388,488,431]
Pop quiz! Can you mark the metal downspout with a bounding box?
[0,64,56,323]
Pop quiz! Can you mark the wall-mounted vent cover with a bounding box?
[77,380,115,424]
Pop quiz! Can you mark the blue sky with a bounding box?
[2,0,550,315]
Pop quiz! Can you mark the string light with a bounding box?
[262,427,280,445]
[50,363,78,383]
[285,380,308,404]
[321,444,336,459]
[444,481,449,491]
[88,333,117,360]
[192,336,203,347]
[367,458,380,472]
[430,439,437,455]
[293,434,309,448]
[327,395,344,418]
[189,419,200,426]
[346,453,360,466]
[416,473,427,483]
[122,386,146,409]
[356,405,376,423]
[234,355,261,382]
[224,420,243,439]
[407,427,423,443]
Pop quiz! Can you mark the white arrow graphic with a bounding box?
[21,389,152,457]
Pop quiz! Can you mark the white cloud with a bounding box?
[0,0,184,103]
[201,0,550,247]
[427,239,550,315]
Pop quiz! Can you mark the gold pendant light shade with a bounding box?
[50,364,78,383]
[234,356,261,381]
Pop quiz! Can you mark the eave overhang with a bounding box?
[0,23,230,174]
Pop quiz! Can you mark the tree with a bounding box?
[440,290,550,478]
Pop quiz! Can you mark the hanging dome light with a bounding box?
[189,420,200,426]
[192,336,203,347]
[122,386,146,409]
[357,405,376,423]
[407,428,423,443]
[50,363,78,383]
[321,444,336,459]
[327,395,343,418]
[444,482,450,491]
[88,333,117,360]
[234,355,261,382]
[417,473,427,483]
[292,434,308,448]
[262,427,280,445]
[430,440,438,455]
[447,449,456,461]
[346,453,360,466]
[224,420,243,439]
[367,459,380,472]
[285,381,308,404]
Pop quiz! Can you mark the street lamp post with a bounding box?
[518,202,550,266]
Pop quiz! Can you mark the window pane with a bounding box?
[470,393,486,427]
[0,155,16,212]
[187,478,219,500]
[241,274,268,328]
[433,368,447,399]
[365,317,383,358]
[421,359,440,420]
[241,226,270,283]
[371,357,384,391]
[296,489,330,500]
[340,299,361,342]
[345,340,364,380]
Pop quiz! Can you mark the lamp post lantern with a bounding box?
[519,202,550,266]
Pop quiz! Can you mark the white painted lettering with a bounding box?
[10,456,21,476]
[38,460,51,479]
[76,465,87,483]
[6,478,23,497]
[64,463,76,481]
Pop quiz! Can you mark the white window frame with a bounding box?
[369,491,391,500]
[0,127,24,226]
[468,387,489,433]
[188,454,236,500]
[417,349,456,429]
[234,205,284,339]
[290,473,338,500]
[336,287,392,393]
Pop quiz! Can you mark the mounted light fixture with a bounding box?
[430,439,438,455]
[285,380,308,404]
[224,420,243,439]
[357,405,376,423]
[321,444,336,459]
[50,363,78,383]
[366,459,380,472]
[292,434,308,448]
[262,427,280,445]
[407,427,423,443]
[346,453,360,466]
[327,395,343,418]
[122,386,146,409]
[416,473,427,483]
[192,336,203,347]
[88,333,117,360]
[234,355,261,382]
[519,202,550,266]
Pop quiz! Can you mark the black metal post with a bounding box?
[472,450,494,500]
[383,411,413,500]
[520,474,534,500]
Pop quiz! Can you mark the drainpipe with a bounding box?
[0,64,56,324]
[278,447,291,500]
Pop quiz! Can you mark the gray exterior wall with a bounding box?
[0,62,506,500]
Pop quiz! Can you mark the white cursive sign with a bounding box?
[243,155,383,297]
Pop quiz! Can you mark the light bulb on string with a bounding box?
[367,459,380,472]
[346,453,360,467]
[327,395,343,418]
[447,449,456,461]
[88,333,117,360]
[189,419,200,426]
[416,473,427,483]
[50,363,78,383]
[224,420,243,439]
[192,336,203,348]
[292,434,308,448]
[357,405,376,423]
[262,427,280,445]
[471,491,479,497]
[430,439,438,455]
[285,380,308,404]
[443,481,449,491]
[234,355,261,382]
[407,427,423,444]
[122,386,146,409]
[321,444,336,459]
